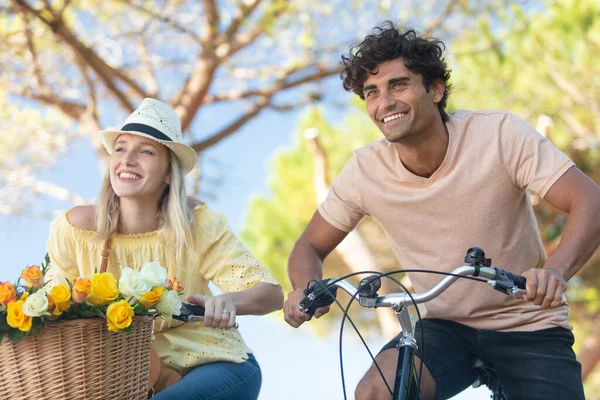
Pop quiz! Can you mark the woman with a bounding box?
[46,98,284,399]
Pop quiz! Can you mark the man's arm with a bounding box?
[284,211,348,328]
[524,166,600,308]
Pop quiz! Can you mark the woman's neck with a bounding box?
[118,198,160,234]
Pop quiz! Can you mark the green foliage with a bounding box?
[241,106,380,291]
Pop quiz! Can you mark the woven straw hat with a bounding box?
[100,98,198,174]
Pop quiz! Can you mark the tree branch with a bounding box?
[137,39,159,98]
[546,57,600,116]
[204,63,339,103]
[191,95,271,152]
[221,0,262,43]
[171,59,219,130]
[202,0,220,42]
[18,5,45,88]
[5,82,87,121]
[1,172,88,205]
[15,0,147,112]
[224,2,288,57]
[422,0,460,36]
[122,0,203,45]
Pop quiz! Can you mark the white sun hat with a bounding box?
[100,98,198,174]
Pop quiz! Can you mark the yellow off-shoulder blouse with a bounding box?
[46,204,279,375]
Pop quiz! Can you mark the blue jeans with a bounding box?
[152,354,261,400]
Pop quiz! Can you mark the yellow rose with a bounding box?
[138,287,165,308]
[20,265,43,289]
[72,278,92,303]
[106,299,134,332]
[6,300,32,332]
[49,284,71,315]
[88,273,119,306]
[20,292,29,301]
[0,282,17,306]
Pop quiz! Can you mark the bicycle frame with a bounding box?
[302,259,525,400]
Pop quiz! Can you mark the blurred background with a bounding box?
[1,0,599,398]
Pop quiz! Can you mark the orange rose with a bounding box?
[0,281,17,306]
[72,278,92,303]
[6,300,32,332]
[20,265,43,289]
[138,287,165,308]
[167,277,184,293]
[47,295,56,312]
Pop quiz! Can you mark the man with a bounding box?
[284,22,600,400]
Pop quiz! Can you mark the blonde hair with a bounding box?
[96,152,194,262]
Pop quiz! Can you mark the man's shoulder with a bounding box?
[449,109,515,122]
[354,138,393,159]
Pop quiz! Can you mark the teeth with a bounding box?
[119,172,140,180]
[383,113,406,123]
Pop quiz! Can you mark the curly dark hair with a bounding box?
[341,22,452,122]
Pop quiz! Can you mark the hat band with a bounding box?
[121,123,173,142]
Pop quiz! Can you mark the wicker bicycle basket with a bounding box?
[0,315,154,400]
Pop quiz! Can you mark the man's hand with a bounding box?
[284,288,330,328]
[186,294,237,329]
[522,267,567,308]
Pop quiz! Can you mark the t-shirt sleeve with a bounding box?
[46,214,80,284]
[498,112,574,198]
[318,152,365,232]
[199,211,279,293]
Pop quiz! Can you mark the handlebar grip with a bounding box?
[495,268,527,290]
[173,302,206,321]
[298,279,338,319]
[505,272,527,289]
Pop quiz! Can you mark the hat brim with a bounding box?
[100,129,198,174]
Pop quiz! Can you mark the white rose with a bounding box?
[22,291,49,317]
[156,290,182,316]
[140,261,168,288]
[119,267,152,298]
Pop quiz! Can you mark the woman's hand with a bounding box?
[185,294,237,329]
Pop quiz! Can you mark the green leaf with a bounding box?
[30,318,43,335]
[8,329,26,343]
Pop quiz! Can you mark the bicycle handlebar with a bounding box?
[298,265,527,318]
[173,303,239,328]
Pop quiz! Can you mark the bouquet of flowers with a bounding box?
[0,255,184,342]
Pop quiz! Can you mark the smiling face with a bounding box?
[363,58,444,144]
[109,134,171,202]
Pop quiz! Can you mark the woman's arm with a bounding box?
[186,282,283,329]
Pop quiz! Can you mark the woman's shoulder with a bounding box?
[189,199,230,234]
[66,205,96,231]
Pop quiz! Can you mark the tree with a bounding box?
[0,0,532,217]
[0,0,354,216]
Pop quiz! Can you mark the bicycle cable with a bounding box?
[308,269,489,399]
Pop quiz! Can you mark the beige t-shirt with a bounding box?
[319,110,574,332]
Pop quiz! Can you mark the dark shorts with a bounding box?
[380,319,585,400]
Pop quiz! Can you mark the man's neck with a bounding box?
[394,122,449,178]
[118,198,160,234]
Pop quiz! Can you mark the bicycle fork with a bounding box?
[393,307,421,400]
